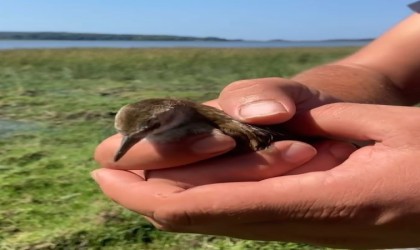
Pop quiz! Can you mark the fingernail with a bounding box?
[281,142,317,164]
[239,100,288,119]
[191,134,236,154]
[91,170,100,182]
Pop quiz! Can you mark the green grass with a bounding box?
[0,47,356,249]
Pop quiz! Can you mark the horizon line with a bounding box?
[0,31,375,42]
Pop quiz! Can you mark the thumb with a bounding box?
[218,78,334,125]
[218,78,298,125]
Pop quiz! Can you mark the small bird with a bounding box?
[113,98,292,161]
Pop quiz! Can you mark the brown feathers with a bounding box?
[114,98,290,161]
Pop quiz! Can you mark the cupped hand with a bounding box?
[95,78,339,171]
[92,103,420,249]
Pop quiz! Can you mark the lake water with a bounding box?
[0,40,369,50]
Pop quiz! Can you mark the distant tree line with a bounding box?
[0,32,237,41]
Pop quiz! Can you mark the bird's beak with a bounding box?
[114,134,143,162]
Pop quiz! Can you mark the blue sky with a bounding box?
[0,0,416,40]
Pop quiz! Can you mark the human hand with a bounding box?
[95,77,352,186]
[95,78,340,172]
[92,103,420,248]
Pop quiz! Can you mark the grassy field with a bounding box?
[0,47,357,249]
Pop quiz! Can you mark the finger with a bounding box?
[148,171,350,227]
[94,132,236,170]
[147,140,355,188]
[146,140,316,188]
[218,78,333,125]
[291,103,419,143]
[95,170,352,227]
[92,157,356,228]
[286,140,356,175]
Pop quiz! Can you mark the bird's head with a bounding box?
[113,99,197,161]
